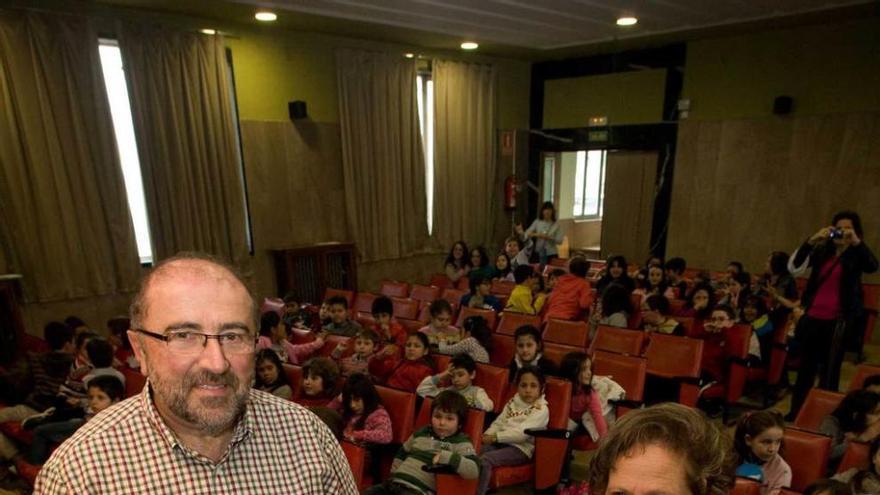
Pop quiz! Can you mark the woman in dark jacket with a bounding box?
[787,210,878,420]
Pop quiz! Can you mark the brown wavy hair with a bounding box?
[588,403,735,495]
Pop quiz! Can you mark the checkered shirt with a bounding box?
[34,384,358,494]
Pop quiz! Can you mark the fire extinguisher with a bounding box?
[504,176,518,210]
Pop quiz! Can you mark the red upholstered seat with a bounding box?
[414,398,485,495]
[837,440,871,473]
[591,325,645,356]
[542,342,582,368]
[430,274,453,289]
[781,428,831,492]
[496,313,541,336]
[390,297,420,321]
[380,280,410,299]
[456,307,497,331]
[440,288,466,310]
[409,284,441,305]
[731,477,761,495]
[353,292,378,315]
[644,334,703,406]
[474,363,509,413]
[848,363,880,391]
[122,367,147,398]
[794,388,845,433]
[543,319,589,347]
[489,280,515,296]
[489,334,515,368]
[282,364,302,399]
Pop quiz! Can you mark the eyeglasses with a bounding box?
[134,328,256,355]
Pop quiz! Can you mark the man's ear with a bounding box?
[128,330,150,376]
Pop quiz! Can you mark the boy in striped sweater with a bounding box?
[363,390,479,495]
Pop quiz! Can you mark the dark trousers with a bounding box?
[789,315,847,416]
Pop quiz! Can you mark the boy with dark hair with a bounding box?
[323,295,362,337]
[640,295,684,336]
[863,375,880,395]
[504,233,533,271]
[542,257,594,322]
[332,329,380,378]
[504,265,542,315]
[370,296,407,351]
[417,353,494,411]
[664,257,688,299]
[26,375,124,465]
[364,390,478,495]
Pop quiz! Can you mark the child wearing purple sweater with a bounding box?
[340,373,393,445]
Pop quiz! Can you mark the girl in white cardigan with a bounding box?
[477,366,550,495]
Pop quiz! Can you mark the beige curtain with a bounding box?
[336,49,428,262]
[432,60,497,248]
[0,11,141,302]
[118,24,249,267]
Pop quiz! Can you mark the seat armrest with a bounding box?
[525,427,571,439]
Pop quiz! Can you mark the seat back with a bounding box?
[670,316,695,335]
[391,297,420,320]
[794,388,845,433]
[668,299,687,315]
[380,280,410,299]
[441,288,467,308]
[260,297,285,316]
[433,354,452,372]
[543,342,582,368]
[429,274,452,289]
[376,386,416,444]
[409,284,441,304]
[543,319,589,347]
[122,367,147,398]
[545,377,573,429]
[490,280,515,296]
[323,289,354,308]
[731,477,761,495]
[848,363,880,391]
[457,307,498,331]
[496,313,541,336]
[781,428,831,492]
[282,364,303,399]
[414,398,486,453]
[591,325,645,356]
[353,292,378,315]
[644,334,703,379]
[592,351,646,402]
[489,334,515,368]
[474,363,509,413]
[837,440,871,473]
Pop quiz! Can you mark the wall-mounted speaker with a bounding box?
[289,101,308,120]
[773,96,793,115]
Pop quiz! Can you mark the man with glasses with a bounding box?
[35,253,357,494]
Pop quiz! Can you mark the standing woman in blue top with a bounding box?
[522,201,564,265]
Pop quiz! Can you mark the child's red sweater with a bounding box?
[383,358,434,392]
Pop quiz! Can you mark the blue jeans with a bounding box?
[28,418,84,464]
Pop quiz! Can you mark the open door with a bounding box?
[600,151,657,262]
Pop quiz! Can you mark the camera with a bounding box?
[829,228,844,239]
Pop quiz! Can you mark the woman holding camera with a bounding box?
[787,210,878,420]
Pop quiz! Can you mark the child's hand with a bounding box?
[482,433,497,445]
[383,344,398,356]
[314,331,327,344]
[440,363,454,378]
[432,452,442,465]
[66,396,80,407]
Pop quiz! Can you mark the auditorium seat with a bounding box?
[644,334,703,406]
[862,283,879,346]
[542,342,582,368]
[781,428,831,492]
[590,325,645,356]
[543,319,589,348]
[440,288,467,309]
[409,284,441,306]
[495,312,541,336]
[474,363,509,413]
[415,398,485,495]
[260,296,285,316]
[323,288,354,308]
[456,307,497,331]
[122,366,147,398]
[380,280,410,299]
[490,279,515,296]
[282,364,302,399]
[430,274,452,289]
[731,477,761,495]
[390,297,420,321]
[794,388,845,433]
[353,292,378,317]
[836,440,871,473]
[848,362,880,391]
[489,334,515,368]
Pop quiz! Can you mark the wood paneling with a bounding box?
[667,113,880,281]
[601,151,658,262]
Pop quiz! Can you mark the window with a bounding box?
[98,40,154,264]
[572,150,607,219]
[416,73,434,235]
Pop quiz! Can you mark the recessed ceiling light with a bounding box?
[616,16,638,26]
[404,53,414,58]
[200,28,216,35]
[460,41,479,50]
[255,11,277,22]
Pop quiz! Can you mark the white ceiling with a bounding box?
[228,0,872,50]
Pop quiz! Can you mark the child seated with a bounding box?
[55,338,125,414]
[734,409,791,495]
[742,295,773,365]
[438,315,491,364]
[664,257,689,299]
[504,234,533,271]
[362,390,478,495]
[339,373,392,446]
[695,305,737,387]
[417,353,494,411]
[820,390,880,470]
[494,253,512,281]
[59,330,100,399]
[832,436,880,494]
[256,311,325,365]
[323,295,363,337]
[719,271,752,319]
[591,283,632,329]
[296,357,340,408]
[508,325,557,381]
[504,265,541,315]
[560,352,624,442]
[27,375,124,465]
[640,295,684,336]
[281,292,310,329]
[370,296,407,352]
[461,275,502,312]
[255,349,293,399]
[633,264,675,303]
[542,257,594,322]
[418,299,461,347]
[478,366,550,495]
[378,333,435,393]
[332,329,380,378]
